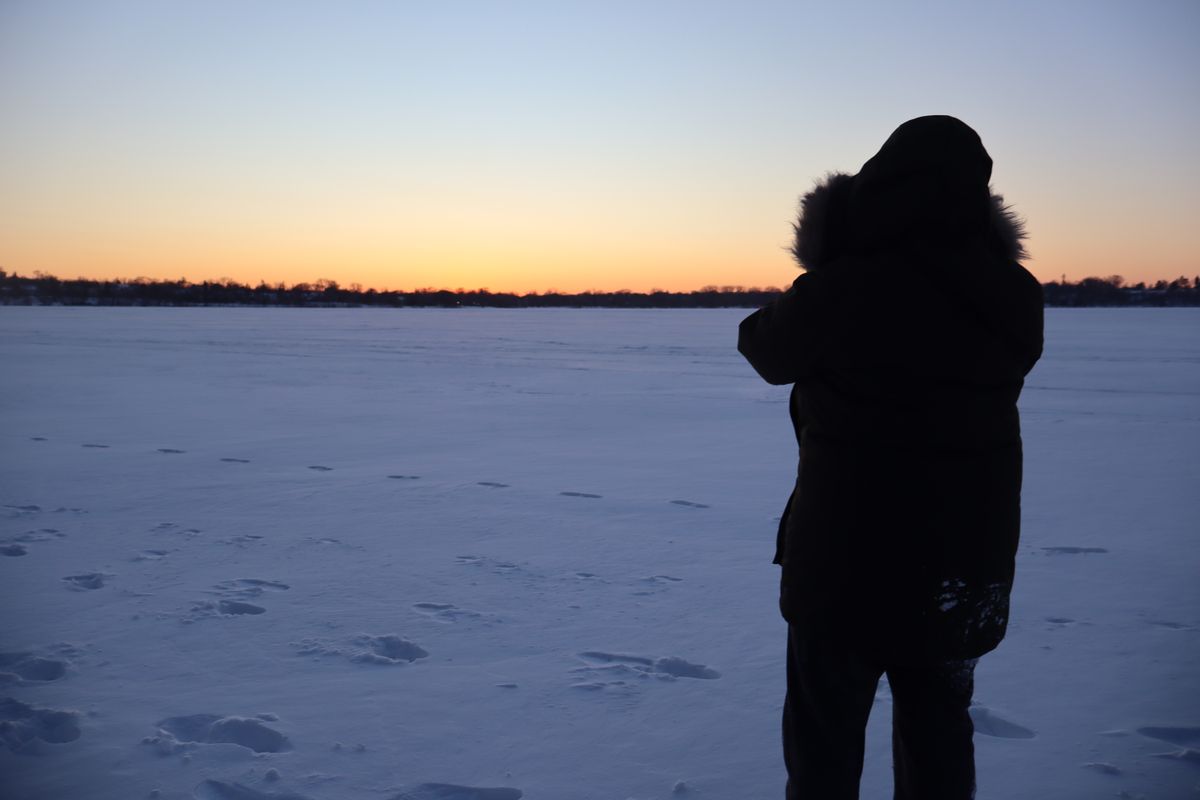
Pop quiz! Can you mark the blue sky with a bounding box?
[2,0,1197,290]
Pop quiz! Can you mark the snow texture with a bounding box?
[0,307,1197,799]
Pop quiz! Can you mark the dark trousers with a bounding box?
[783,625,977,800]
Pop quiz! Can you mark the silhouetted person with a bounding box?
[738,115,1044,799]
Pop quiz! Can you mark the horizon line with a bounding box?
[4,269,1195,297]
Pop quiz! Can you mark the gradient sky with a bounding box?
[2,0,1197,293]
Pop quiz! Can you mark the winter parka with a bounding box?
[738,116,1044,664]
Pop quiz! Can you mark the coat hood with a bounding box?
[792,116,1028,270]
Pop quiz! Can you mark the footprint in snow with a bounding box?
[3,504,42,518]
[571,651,720,690]
[1042,546,1108,555]
[560,491,602,499]
[150,522,201,536]
[63,573,107,590]
[669,500,710,508]
[0,697,82,752]
[183,599,266,621]
[1148,620,1194,631]
[220,458,251,464]
[193,780,313,800]
[1135,726,1200,764]
[455,555,522,575]
[216,600,267,616]
[188,578,289,619]
[1081,762,1122,776]
[1136,726,1200,747]
[477,481,508,488]
[307,465,333,472]
[81,443,109,449]
[132,549,170,562]
[968,706,1036,739]
[413,602,483,622]
[302,536,357,550]
[631,574,684,596]
[13,529,63,543]
[219,534,264,546]
[1,544,27,557]
[0,652,69,683]
[354,635,429,664]
[293,634,429,665]
[157,448,186,454]
[213,578,290,598]
[1151,749,1200,764]
[389,784,523,800]
[388,474,421,480]
[30,437,47,441]
[149,713,290,754]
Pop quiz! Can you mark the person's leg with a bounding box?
[783,625,882,799]
[887,659,977,800]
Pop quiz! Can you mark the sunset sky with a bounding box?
[2,1,1197,293]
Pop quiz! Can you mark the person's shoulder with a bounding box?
[991,255,1044,308]
[1015,261,1044,305]
[801,253,880,287]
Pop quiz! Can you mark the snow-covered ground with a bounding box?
[0,306,1197,800]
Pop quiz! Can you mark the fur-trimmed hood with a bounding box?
[791,116,1028,270]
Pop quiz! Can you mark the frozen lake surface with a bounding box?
[1,307,1198,800]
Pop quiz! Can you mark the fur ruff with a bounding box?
[791,171,1028,270]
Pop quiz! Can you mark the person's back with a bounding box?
[738,116,1044,798]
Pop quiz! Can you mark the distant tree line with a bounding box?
[1040,275,1199,306]
[1,270,1197,308]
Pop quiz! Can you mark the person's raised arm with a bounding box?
[737,271,828,385]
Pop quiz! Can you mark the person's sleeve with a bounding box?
[1016,265,1045,376]
[737,272,826,385]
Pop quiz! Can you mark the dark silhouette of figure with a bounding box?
[738,116,1044,799]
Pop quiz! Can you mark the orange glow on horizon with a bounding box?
[2,235,1191,295]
